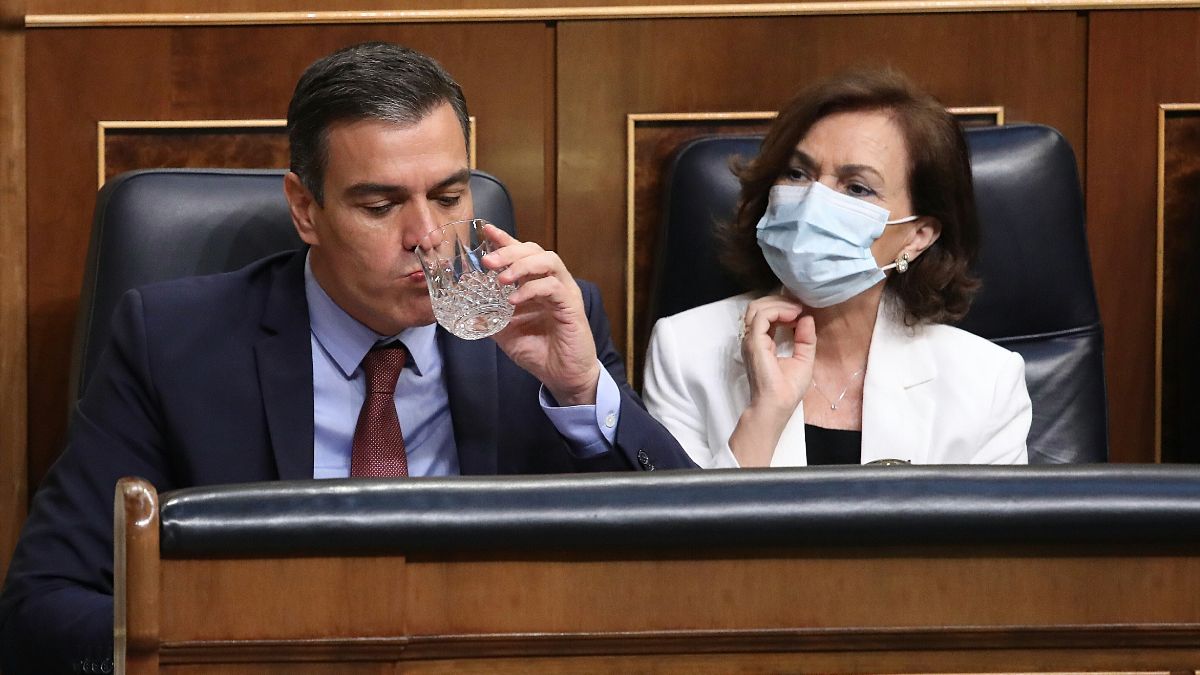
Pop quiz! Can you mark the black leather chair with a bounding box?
[70,168,517,401]
[648,125,1107,464]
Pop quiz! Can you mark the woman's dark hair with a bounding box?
[287,42,470,204]
[723,68,980,325]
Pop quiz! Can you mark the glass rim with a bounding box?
[419,217,491,241]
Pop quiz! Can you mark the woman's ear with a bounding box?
[904,217,942,261]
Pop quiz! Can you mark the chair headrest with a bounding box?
[957,125,1099,341]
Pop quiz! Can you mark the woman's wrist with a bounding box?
[729,404,793,467]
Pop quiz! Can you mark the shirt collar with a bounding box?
[304,252,437,378]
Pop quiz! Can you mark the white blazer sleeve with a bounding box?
[643,318,737,469]
[975,349,1032,464]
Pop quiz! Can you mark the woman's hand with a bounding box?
[728,295,816,466]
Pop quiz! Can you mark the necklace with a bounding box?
[810,368,864,411]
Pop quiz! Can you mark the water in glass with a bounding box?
[429,268,515,340]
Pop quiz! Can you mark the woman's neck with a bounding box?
[805,284,884,371]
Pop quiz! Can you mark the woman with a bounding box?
[643,69,1030,468]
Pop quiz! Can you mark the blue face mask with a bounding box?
[755,182,918,308]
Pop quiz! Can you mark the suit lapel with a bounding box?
[439,328,499,475]
[860,303,937,464]
[255,251,316,480]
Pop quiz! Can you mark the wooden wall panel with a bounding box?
[25,23,551,488]
[557,13,1087,393]
[0,0,27,583]
[1088,10,1200,464]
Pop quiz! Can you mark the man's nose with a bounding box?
[402,202,442,251]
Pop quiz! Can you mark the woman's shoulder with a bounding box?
[652,291,757,337]
[919,321,1024,370]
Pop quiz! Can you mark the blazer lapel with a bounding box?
[439,328,499,475]
[860,304,937,464]
[255,251,316,480]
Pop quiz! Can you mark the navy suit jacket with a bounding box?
[0,249,694,674]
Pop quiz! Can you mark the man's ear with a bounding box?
[905,217,942,261]
[284,172,320,246]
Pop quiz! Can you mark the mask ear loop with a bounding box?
[878,214,920,272]
[881,252,910,273]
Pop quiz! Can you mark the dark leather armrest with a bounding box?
[160,465,1200,558]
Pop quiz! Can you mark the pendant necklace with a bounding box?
[810,368,864,411]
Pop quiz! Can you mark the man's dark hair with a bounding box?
[287,42,470,204]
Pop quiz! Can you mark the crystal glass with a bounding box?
[416,218,515,340]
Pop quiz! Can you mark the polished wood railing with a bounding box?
[116,468,1200,673]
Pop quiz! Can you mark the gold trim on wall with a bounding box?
[623,106,1004,379]
[1154,103,1200,462]
[951,105,1006,125]
[97,119,286,188]
[0,2,30,582]
[25,0,1200,27]
[624,111,776,377]
[97,117,478,188]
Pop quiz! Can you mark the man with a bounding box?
[0,42,694,674]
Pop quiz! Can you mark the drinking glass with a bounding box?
[416,218,515,340]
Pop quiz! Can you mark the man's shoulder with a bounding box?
[124,249,305,346]
[136,249,300,309]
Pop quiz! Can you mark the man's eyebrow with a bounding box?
[342,168,470,200]
[430,168,471,193]
[345,182,409,199]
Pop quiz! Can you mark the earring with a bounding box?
[894,252,910,273]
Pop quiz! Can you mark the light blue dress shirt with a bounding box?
[305,254,621,478]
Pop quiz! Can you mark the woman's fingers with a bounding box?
[742,297,805,341]
[740,296,815,410]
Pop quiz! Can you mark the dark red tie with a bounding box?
[350,344,408,477]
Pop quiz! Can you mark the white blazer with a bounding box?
[643,292,1031,468]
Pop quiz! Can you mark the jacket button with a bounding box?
[637,449,655,470]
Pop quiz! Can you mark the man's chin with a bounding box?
[375,299,436,335]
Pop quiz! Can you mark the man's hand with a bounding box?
[482,224,601,406]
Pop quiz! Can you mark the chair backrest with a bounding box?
[71,168,517,401]
[648,124,1108,463]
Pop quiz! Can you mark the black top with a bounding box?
[805,424,862,465]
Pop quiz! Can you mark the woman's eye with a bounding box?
[783,167,811,183]
[845,182,877,198]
